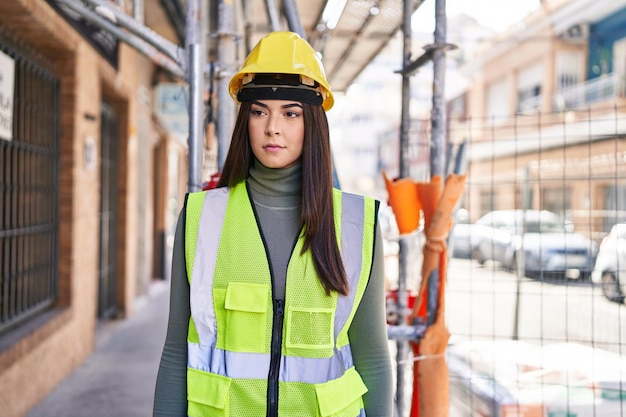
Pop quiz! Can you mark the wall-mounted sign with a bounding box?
[154,83,189,146]
[0,49,15,141]
[84,135,96,171]
[46,0,119,68]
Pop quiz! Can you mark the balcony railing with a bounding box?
[517,94,543,114]
[553,73,625,111]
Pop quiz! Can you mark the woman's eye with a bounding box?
[250,109,265,117]
[285,111,300,118]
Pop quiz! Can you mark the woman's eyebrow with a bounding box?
[250,100,303,110]
[282,103,303,109]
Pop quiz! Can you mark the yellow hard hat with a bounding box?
[229,31,334,111]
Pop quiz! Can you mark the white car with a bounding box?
[450,208,478,259]
[472,210,597,279]
[592,223,626,303]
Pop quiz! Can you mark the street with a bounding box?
[446,258,626,354]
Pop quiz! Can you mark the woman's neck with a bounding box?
[247,159,302,198]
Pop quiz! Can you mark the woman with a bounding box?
[153,31,393,417]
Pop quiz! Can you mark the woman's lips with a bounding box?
[263,143,284,152]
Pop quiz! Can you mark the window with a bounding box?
[541,186,571,218]
[554,51,585,110]
[516,62,543,113]
[613,37,626,98]
[480,188,495,215]
[556,51,584,90]
[486,78,508,125]
[0,34,60,335]
[603,183,626,232]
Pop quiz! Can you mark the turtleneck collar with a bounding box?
[247,158,302,198]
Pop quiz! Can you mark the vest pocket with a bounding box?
[315,366,368,417]
[187,368,231,416]
[286,306,335,351]
[217,282,269,352]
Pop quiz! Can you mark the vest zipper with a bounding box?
[267,298,284,417]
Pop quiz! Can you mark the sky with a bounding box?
[412,0,543,33]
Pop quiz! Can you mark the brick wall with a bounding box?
[0,0,163,415]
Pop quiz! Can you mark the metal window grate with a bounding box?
[98,101,119,319]
[0,30,60,335]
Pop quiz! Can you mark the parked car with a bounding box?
[450,208,477,259]
[591,223,626,303]
[472,210,597,279]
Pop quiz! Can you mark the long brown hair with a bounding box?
[217,101,348,296]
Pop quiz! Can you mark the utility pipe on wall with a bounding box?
[53,0,185,77]
[84,0,182,63]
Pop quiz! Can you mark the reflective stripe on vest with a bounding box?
[184,181,377,416]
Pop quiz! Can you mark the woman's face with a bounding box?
[248,99,305,169]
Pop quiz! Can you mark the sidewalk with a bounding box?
[27,280,170,417]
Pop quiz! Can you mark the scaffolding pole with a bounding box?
[395,0,414,415]
[282,0,306,38]
[133,0,143,23]
[421,0,448,339]
[431,0,447,178]
[186,0,206,191]
[264,0,282,32]
[390,0,451,416]
[216,0,237,171]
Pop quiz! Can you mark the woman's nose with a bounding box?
[265,119,280,136]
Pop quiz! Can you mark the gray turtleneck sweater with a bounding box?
[153,161,393,416]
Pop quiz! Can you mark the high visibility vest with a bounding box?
[184,180,378,417]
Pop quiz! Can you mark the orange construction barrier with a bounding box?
[384,172,467,417]
[411,173,465,417]
[382,171,421,235]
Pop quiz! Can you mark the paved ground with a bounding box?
[27,280,170,417]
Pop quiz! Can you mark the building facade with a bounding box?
[451,0,626,240]
[0,1,187,416]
